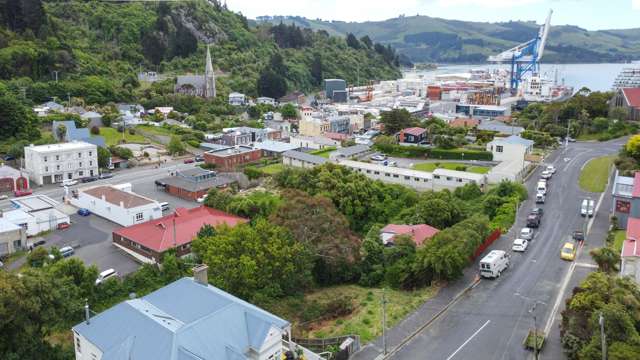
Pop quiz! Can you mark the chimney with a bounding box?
[193,264,209,285]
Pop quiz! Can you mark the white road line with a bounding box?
[575,263,598,269]
[446,320,491,360]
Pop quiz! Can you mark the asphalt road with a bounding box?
[387,139,624,360]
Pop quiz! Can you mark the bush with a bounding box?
[90,126,100,135]
[187,140,200,148]
[198,163,216,170]
[243,166,262,180]
[128,128,135,135]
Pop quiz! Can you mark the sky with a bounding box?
[226,0,640,30]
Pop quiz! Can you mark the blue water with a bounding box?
[407,63,635,92]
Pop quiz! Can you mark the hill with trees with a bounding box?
[255,15,640,64]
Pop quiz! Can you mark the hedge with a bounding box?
[374,144,492,161]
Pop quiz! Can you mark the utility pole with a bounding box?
[531,302,539,360]
[52,71,59,83]
[599,312,607,360]
[381,288,388,355]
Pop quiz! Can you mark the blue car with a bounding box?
[77,208,91,216]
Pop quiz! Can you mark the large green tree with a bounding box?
[0,94,39,141]
[380,108,417,135]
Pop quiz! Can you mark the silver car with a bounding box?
[520,227,534,240]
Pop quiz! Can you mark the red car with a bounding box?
[14,189,33,197]
[183,158,195,164]
[57,222,71,230]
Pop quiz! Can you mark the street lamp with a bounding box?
[515,293,547,360]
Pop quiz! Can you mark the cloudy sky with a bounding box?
[227,0,640,30]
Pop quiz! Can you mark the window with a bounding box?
[374,171,380,175]
[366,170,371,174]
[405,176,410,180]
[55,155,59,161]
[78,152,82,158]
[79,171,83,176]
[447,177,453,181]
[496,145,503,153]
[56,165,60,171]
[44,156,48,162]
[393,174,399,178]
[89,151,92,157]
[457,178,463,183]
[135,213,144,221]
[434,175,441,179]
[45,166,49,172]
[89,161,93,166]
[385,173,390,177]
[75,336,81,354]
[79,162,82,167]
[68,163,72,169]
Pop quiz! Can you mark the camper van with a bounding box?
[536,181,547,195]
[479,250,510,279]
[580,199,595,217]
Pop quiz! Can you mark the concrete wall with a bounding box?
[0,227,25,256]
[74,331,104,360]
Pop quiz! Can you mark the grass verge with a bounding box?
[412,162,490,174]
[310,147,336,158]
[578,156,614,192]
[614,230,626,253]
[264,284,437,343]
[98,127,146,146]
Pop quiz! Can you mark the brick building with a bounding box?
[159,168,236,201]
[203,146,261,171]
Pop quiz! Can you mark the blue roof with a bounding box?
[52,120,106,147]
[73,277,290,360]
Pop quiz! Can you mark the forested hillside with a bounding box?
[0,0,401,106]
[256,15,640,64]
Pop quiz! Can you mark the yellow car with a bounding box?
[560,242,576,261]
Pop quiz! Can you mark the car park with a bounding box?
[520,227,534,240]
[512,238,529,252]
[99,172,114,179]
[370,154,387,161]
[14,189,32,197]
[81,176,99,183]
[479,250,510,278]
[560,242,576,261]
[77,208,91,216]
[95,268,118,285]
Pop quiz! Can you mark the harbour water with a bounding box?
[405,63,636,93]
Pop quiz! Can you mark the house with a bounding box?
[380,224,439,246]
[612,172,640,229]
[264,119,292,139]
[69,184,162,227]
[486,135,533,163]
[71,269,322,360]
[112,206,247,263]
[329,144,370,160]
[159,168,236,201]
[228,92,247,106]
[80,111,103,128]
[289,135,340,150]
[52,120,105,147]
[0,164,29,193]
[256,96,276,106]
[449,118,480,128]
[8,195,70,236]
[398,127,427,144]
[278,91,305,105]
[354,130,380,146]
[477,121,524,136]
[204,146,262,172]
[24,141,99,185]
[253,140,299,157]
[282,150,328,169]
[0,218,26,256]
[621,217,640,283]
[610,88,640,121]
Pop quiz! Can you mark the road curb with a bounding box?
[381,276,482,359]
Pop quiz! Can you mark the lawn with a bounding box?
[264,284,438,343]
[136,124,174,136]
[97,127,146,146]
[579,156,614,192]
[412,162,490,174]
[614,230,626,253]
[259,163,285,175]
[310,147,336,158]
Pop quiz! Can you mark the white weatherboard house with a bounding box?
[72,267,323,360]
[486,135,534,183]
[69,184,162,227]
[25,141,98,185]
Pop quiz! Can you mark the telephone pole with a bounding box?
[381,288,388,355]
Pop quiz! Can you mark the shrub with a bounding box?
[90,126,100,135]
[187,139,200,148]
[128,128,135,135]
[243,166,262,180]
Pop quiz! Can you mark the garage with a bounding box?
[43,175,53,185]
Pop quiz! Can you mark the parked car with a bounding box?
[541,170,552,179]
[77,208,91,216]
[99,172,114,179]
[527,214,541,228]
[383,160,397,167]
[479,250,510,279]
[81,176,98,183]
[567,137,576,143]
[95,268,118,285]
[196,195,207,203]
[160,202,170,211]
[560,242,576,261]
[155,180,166,187]
[572,230,585,242]
[535,192,546,204]
[59,246,74,258]
[520,227,534,240]
[60,179,78,187]
[580,198,595,217]
[184,158,195,164]
[370,154,387,161]
[32,240,46,248]
[57,222,71,230]
[14,189,32,197]
[195,155,204,162]
[530,208,544,217]
[546,165,556,174]
[0,194,8,200]
[512,238,529,252]
[2,154,15,161]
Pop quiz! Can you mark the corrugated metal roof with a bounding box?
[283,151,327,165]
[333,144,370,157]
[253,140,299,153]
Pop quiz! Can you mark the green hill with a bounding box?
[0,0,400,105]
[256,15,640,64]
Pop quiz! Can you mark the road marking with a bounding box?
[446,320,491,360]
[575,262,598,269]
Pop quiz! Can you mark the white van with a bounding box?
[160,202,170,212]
[479,250,510,279]
[95,269,118,285]
[535,193,545,204]
[581,199,595,217]
[536,182,547,195]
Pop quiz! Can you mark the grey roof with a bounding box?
[73,277,289,360]
[0,218,21,233]
[333,144,371,157]
[176,75,205,88]
[283,150,327,165]
[42,101,64,111]
[0,165,21,178]
[478,122,524,135]
[81,111,102,119]
[492,135,534,147]
[52,120,105,147]
[160,173,236,192]
[253,140,299,153]
[200,143,231,152]
[614,173,635,197]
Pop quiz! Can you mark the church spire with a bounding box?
[204,44,216,98]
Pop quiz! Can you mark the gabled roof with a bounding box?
[490,135,534,147]
[623,217,640,257]
[622,88,640,108]
[402,127,426,136]
[82,185,156,209]
[381,224,440,246]
[113,206,247,253]
[73,277,290,360]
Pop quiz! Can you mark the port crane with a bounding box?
[488,10,552,93]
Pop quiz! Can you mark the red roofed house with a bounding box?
[621,217,640,282]
[380,224,440,246]
[112,206,247,264]
[397,127,427,144]
[610,88,640,121]
[449,118,480,128]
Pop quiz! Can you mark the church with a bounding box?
[175,45,216,98]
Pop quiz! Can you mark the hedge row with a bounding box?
[374,144,493,161]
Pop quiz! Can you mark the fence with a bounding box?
[471,229,502,260]
[292,335,361,358]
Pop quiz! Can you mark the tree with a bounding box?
[374,134,397,146]
[280,103,298,119]
[609,106,629,121]
[167,135,185,155]
[625,135,640,161]
[192,219,312,301]
[27,247,49,268]
[257,70,287,99]
[380,108,416,135]
[204,189,234,211]
[97,146,111,168]
[346,33,360,49]
[310,53,323,86]
[590,247,620,273]
[0,94,39,141]
[360,35,373,49]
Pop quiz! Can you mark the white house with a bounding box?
[69,184,162,227]
[228,92,246,106]
[256,96,276,106]
[7,195,70,237]
[0,218,26,256]
[486,135,534,163]
[24,141,98,185]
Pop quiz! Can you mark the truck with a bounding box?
[479,250,510,279]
